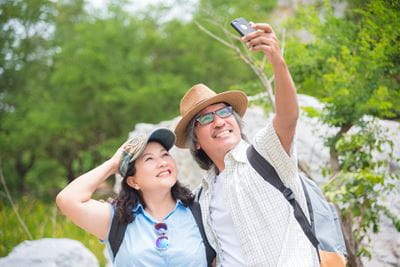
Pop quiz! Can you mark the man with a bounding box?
[174,23,319,266]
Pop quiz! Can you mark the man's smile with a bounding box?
[212,129,233,138]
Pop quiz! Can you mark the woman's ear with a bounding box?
[195,142,201,150]
[126,176,140,190]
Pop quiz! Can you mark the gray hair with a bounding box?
[186,109,248,170]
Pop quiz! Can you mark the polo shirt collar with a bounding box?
[132,199,184,214]
[133,203,144,213]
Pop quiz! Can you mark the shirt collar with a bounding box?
[202,139,249,187]
[176,199,184,208]
[132,199,184,214]
[133,203,144,213]
[226,139,249,163]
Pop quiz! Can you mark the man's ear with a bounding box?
[195,140,201,150]
[126,176,140,190]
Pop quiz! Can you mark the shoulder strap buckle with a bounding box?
[283,188,295,201]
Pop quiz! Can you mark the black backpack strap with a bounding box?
[196,186,203,202]
[189,201,216,267]
[108,212,128,259]
[300,177,316,235]
[300,177,321,262]
[246,145,320,251]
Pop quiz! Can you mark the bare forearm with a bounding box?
[272,57,299,126]
[243,23,299,153]
[55,144,124,239]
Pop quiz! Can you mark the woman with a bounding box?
[56,128,214,266]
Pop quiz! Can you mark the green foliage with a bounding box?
[0,2,281,262]
[382,206,400,232]
[155,19,255,91]
[285,0,400,124]
[0,198,107,266]
[324,119,399,258]
[284,0,400,261]
[194,0,278,96]
[301,106,320,118]
[0,0,62,195]
[1,0,273,200]
[334,120,391,171]
[197,0,276,22]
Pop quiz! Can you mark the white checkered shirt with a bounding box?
[198,122,319,267]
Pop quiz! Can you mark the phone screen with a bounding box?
[231,17,256,36]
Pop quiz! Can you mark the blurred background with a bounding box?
[1,0,399,266]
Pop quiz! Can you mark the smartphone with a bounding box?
[230,17,256,36]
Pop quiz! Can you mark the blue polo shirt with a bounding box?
[105,200,207,267]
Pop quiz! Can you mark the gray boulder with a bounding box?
[0,238,99,267]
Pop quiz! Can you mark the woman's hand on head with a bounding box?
[109,141,128,175]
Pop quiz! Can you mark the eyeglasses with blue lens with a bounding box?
[154,222,169,250]
[195,106,233,126]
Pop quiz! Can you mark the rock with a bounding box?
[365,194,400,267]
[0,238,99,267]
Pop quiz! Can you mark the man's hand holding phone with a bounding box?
[231,18,283,65]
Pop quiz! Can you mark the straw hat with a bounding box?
[174,84,248,148]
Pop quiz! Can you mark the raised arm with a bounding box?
[243,23,299,154]
[56,145,123,240]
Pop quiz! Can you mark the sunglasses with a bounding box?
[195,106,233,126]
[154,222,169,250]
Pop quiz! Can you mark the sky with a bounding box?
[86,0,198,21]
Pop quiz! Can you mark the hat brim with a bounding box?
[132,128,176,163]
[148,128,176,151]
[174,90,248,148]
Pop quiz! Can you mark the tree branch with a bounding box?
[194,20,277,110]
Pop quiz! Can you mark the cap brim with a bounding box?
[174,90,248,148]
[148,128,176,151]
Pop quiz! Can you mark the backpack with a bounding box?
[246,145,347,266]
[108,201,216,266]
